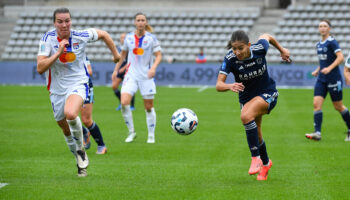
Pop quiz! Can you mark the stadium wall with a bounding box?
[0,61,346,88]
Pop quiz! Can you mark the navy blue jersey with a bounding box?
[219,39,277,104]
[117,46,128,69]
[316,36,342,82]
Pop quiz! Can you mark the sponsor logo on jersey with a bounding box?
[40,44,45,52]
[238,64,266,81]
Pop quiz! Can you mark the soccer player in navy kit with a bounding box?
[216,30,290,181]
[305,20,350,142]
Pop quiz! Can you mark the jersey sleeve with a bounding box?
[256,39,269,56]
[219,57,230,76]
[76,28,99,43]
[37,33,51,56]
[152,35,162,53]
[330,39,341,54]
[345,52,350,68]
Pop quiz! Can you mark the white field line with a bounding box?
[197,86,208,92]
[0,183,8,189]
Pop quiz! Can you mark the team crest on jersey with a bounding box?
[73,42,79,49]
[257,58,263,64]
[239,66,244,70]
[323,47,328,52]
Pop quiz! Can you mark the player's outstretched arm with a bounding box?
[216,73,244,93]
[259,33,290,62]
[95,29,120,63]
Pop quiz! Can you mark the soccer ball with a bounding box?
[171,108,198,135]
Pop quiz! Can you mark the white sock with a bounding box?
[67,117,83,150]
[146,108,156,137]
[121,105,135,133]
[64,134,77,156]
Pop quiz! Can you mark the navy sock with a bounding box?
[88,122,105,146]
[82,126,89,137]
[259,140,269,165]
[131,95,135,107]
[341,108,350,130]
[314,110,323,133]
[244,120,260,157]
[114,89,121,101]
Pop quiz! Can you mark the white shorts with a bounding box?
[49,83,89,121]
[121,76,156,99]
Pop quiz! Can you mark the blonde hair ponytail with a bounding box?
[145,24,153,33]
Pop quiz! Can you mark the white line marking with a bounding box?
[197,86,208,92]
[0,183,8,189]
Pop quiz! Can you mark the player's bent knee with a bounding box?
[240,113,253,124]
[65,112,78,121]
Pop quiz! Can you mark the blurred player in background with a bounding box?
[112,32,135,111]
[81,56,107,154]
[305,19,350,142]
[216,30,290,181]
[112,12,162,144]
[37,7,120,176]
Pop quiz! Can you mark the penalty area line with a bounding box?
[0,183,8,189]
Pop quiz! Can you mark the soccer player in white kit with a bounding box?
[112,12,162,143]
[37,8,120,176]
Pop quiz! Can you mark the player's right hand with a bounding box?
[230,82,245,93]
[58,39,69,55]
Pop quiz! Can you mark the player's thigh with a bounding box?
[64,84,87,119]
[241,96,269,124]
[50,93,66,121]
[328,80,343,102]
[138,79,156,97]
[121,76,138,97]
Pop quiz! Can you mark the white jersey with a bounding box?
[122,31,161,80]
[346,52,350,68]
[37,28,98,95]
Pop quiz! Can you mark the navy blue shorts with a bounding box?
[259,91,279,113]
[240,91,279,114]
[314,80,343,102]
[84,79,94,104]
[117,69,126,79]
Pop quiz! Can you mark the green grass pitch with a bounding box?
[0,85,350,199]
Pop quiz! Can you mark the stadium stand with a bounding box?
[5,0,349,64]
[269,0,350,63]
[0,1,261,62]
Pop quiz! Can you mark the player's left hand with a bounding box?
[113,54,120,63]
[148,68,156,78]
[320,67,331,74]
[280,48,291,62]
